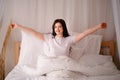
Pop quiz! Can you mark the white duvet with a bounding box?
[5,54,120,80]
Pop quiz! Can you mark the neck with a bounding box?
[56,35,63,38]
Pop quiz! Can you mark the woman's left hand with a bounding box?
[101,22,107,29]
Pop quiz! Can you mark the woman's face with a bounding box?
[54,22,63,36]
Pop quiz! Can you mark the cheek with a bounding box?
[54,28,57,32]
[60,28,63,32]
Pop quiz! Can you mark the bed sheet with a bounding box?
[5,65,120,80]
[5,54,120,80]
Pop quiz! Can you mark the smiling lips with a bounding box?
[57,30,60,32]
[56,30,61,33]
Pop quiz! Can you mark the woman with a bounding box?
[10,19,107,76]
[11,19,106,57]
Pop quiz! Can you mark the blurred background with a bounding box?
[0,0,120,76]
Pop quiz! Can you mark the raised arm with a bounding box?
[10,23,45,41]
[74,22,107,43]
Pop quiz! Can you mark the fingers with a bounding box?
[101,22,107,29]
[10,23,17,29]
[10,23,14,29]
[11,24,15,28]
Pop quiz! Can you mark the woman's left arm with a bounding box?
[73,23,107,43]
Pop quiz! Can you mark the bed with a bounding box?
[5,31,120,80]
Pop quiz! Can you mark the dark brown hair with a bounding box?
[52,19,70,37]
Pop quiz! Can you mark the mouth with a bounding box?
[56,30,60,33]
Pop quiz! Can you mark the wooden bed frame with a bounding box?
[14,41,115,66]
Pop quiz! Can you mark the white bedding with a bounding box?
[5,54,120,80]
[5,32,120,80]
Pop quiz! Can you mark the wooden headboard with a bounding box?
[14,41,115,66]
[14,41,21,66]
[100,41,115,58]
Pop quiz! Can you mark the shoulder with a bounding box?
[44,33,53,41]
[65,35,76,43]
[66,35,76,40]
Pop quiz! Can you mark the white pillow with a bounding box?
[18,31,44,66]
[70,48,84,60]
[84,34,102,55]
[70,31,102,55]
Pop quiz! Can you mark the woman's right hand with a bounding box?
[10,23,18,29]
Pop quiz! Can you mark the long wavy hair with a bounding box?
[52,19,70,37]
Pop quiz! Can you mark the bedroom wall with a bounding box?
[1,0,118,76]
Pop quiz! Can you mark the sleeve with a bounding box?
[43,33,53,42]
[67,35,76,45]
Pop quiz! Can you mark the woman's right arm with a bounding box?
[10,23,45,41]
